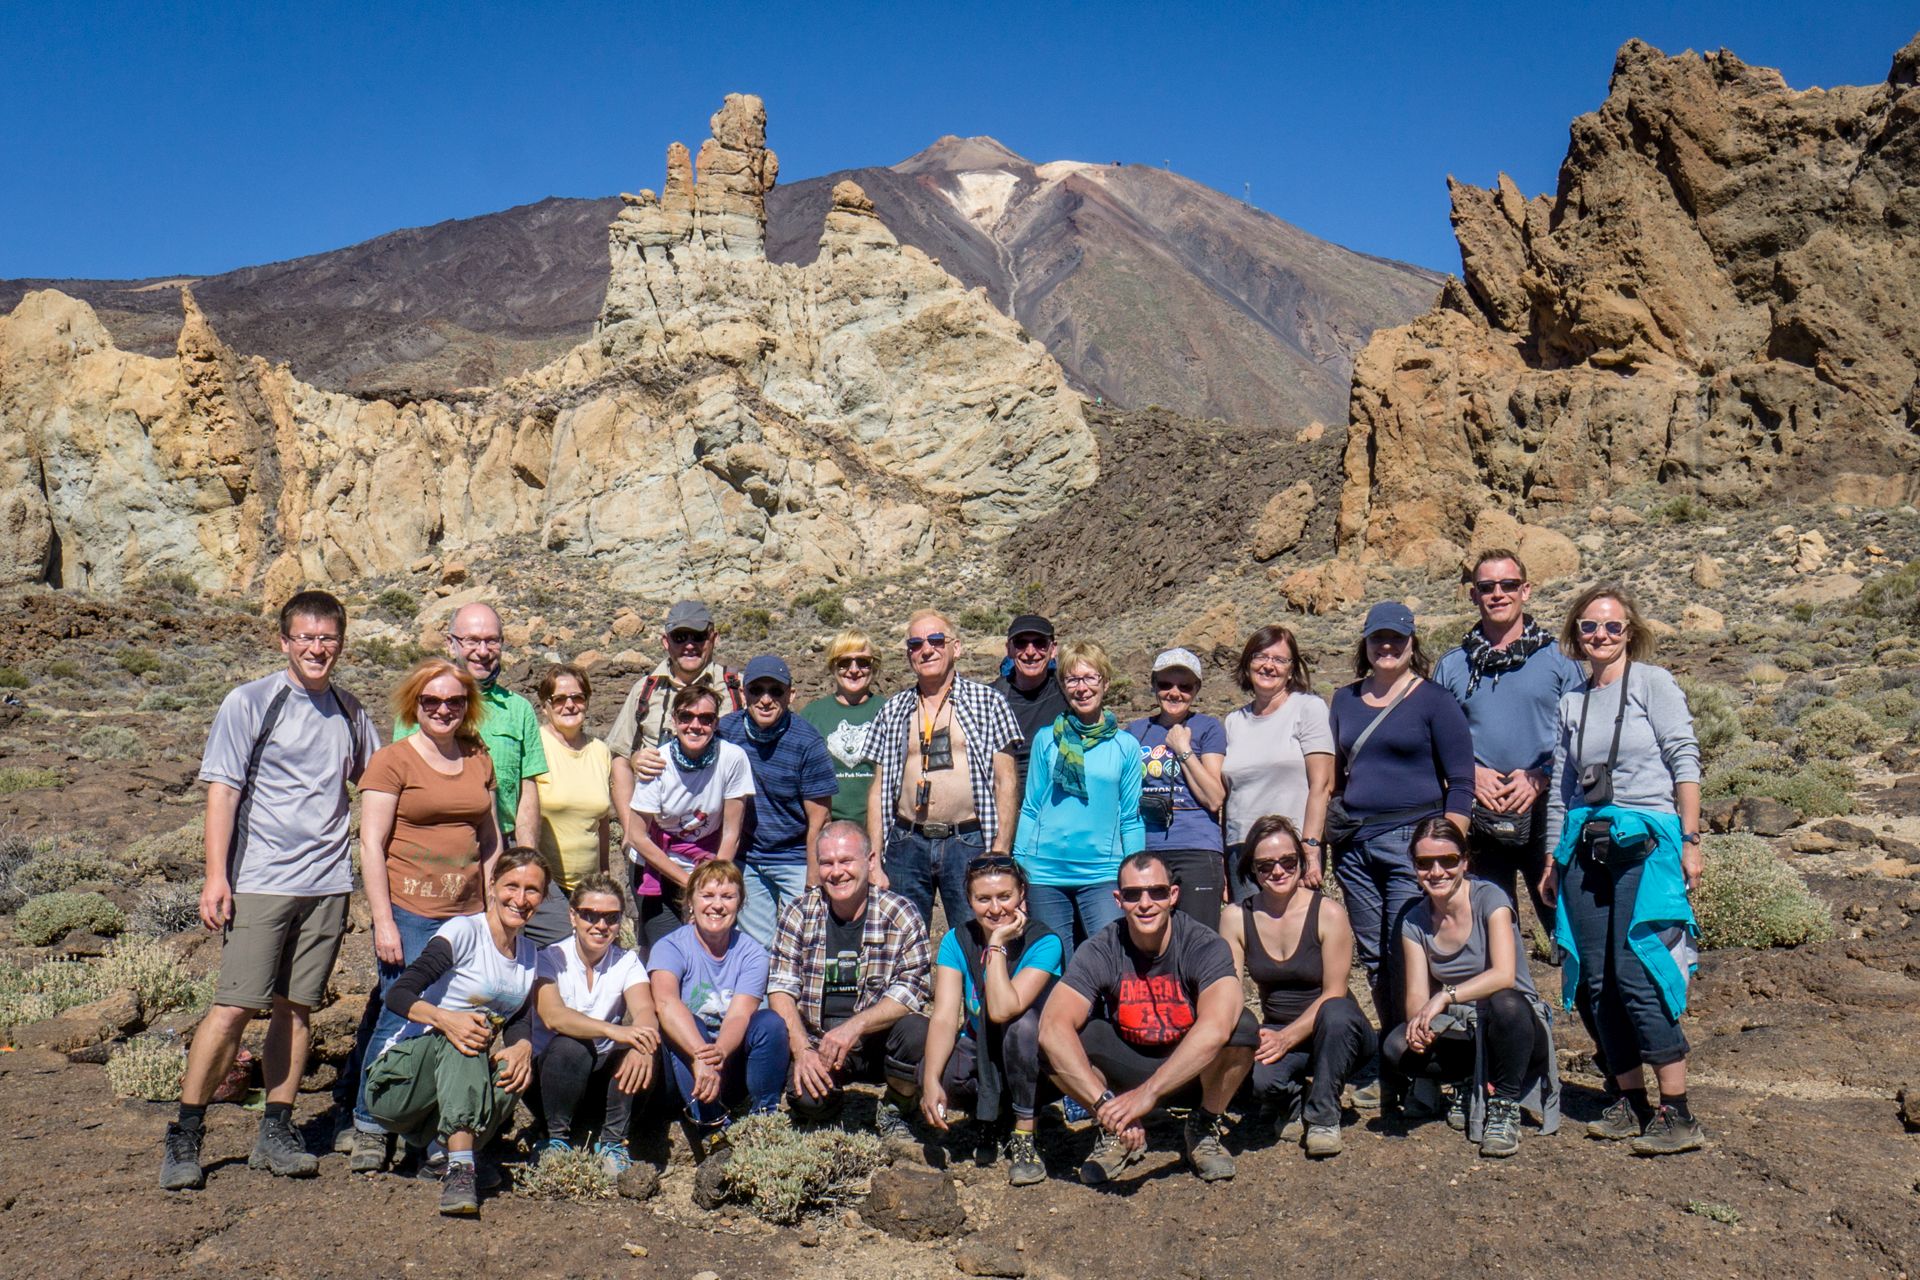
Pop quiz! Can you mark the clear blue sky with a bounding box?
[2,1,1913,280]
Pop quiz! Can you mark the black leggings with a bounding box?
[910,1006,1044,1122]
[1248,996,1377,1127]
[1381,988,1548,1103]
[535,1035,651,1144]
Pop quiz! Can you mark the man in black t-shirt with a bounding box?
[1039,852,1257,1184]
[989,614,1067,797]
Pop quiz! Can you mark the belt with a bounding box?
[895,817,982,840]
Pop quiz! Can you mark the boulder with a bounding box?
[1731,796,1800,836]
[1175,602,1242,657]
[616,1163,661,1200]
[1249,481,1315,560]
[1277,559,1365,616]
[1691,554,1723,589]
[954,1240,1029,1278]
[860,1166,966,1241]
[9,990,141,1052]
[1792,530,1829,574]
[1516,526,1581,584]
[1679,604,1725,634]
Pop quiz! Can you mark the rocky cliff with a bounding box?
[1339,35,1920,570]
[0,95,1094,598]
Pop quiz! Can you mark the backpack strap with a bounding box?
[226,684,294,888]
[723,669,745,711]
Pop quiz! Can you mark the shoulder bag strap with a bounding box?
[1348,676,1419,763]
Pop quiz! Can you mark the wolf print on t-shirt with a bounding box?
[1114,973,1196,1047]
[825,720,869,771]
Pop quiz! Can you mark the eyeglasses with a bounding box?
[1473,578,1525,594]
[1009,635,1051,653]
[417,694,468,714]
[1153,679,1198,693]
[547,693,587,707]
[674,711,718,726]
[1062,674,1103,688]
[966,854,1019,878]
[1578,619,1627,637]
[668,629,711,646]
[285,633,342,649]
[746,682,787,700]
[449,634,502,650]
[1415,854,1464,874]
[905,633,950,653]
[834,656,874,671]
[572,907,621,926]
[1118,884,1174,903]
[1249,657,1293,673]
[1253,857,1300,879]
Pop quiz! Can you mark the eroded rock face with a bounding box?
[1341,36,1920,565]
[0,94,1093,597]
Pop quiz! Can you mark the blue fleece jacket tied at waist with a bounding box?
[1552,804,1698,1020]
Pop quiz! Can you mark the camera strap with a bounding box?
[1575,659,1632,792]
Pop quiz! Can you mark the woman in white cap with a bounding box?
[1124,647,1228,930]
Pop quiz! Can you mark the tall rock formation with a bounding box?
[1340,35,1920,567]
[0,94,1094,597]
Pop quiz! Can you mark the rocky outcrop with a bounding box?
[1340,35,1920,566]
[0,95,1094,598]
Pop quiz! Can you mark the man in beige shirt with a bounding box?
[606,600,743,817]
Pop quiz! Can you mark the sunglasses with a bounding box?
[674,711,718,726]
[1118,884,1173,903]
[1253,857,1300,879]
[905,633,950,652]
[1154,679,1198,693]
[1473,578,1525,594]
[834,656,874,670]
[572,907,621,926]
[547,692,587,707]
[1416,854,1464,874]
[966,854,1019,878]
[417,694,468,714]
[1578,619,1627,637]
[746,683,787,700]
[1009,635,1051,653]
[668,629,711,646]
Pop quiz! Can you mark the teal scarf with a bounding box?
[1052,710,1120,801]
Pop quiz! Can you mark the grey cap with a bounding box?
[664,600,714,632]
[1151,647,1204,678]
[1362,601,1417,637]
[742,655,792,689]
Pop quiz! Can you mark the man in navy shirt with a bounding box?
[1432,549,1584,932]
[721,655,839,946]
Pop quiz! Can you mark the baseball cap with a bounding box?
[742,655,793,689]
[664,600,714,632]
[1006,614,1055,640]
[1362,601,1417,637]
[1151,647,1204,679]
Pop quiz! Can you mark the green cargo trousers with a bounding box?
[364,1032,520,1146]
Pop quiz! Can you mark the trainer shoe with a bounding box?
[1479,1098,1522,1159]
[1631,1105,1705,1156]
[1276,1094,1306,1143]
[1349,1079,1382,1111]
[594,1141,634,1175]
[1077,1131,1144,1185]
[1303,1124,1344,1158]
[348,1128,391,1173]
[1182,1112,1236,1182]
[537,1137,573,1162]
[1587,1096,1644,1141]
[1002,1130,1045,1186]
[874,1100,919,1147]
[159,1123,205,1191]
[438,1161,480,1216]
[247,1112,319,1177]
[1446,1088,1468,1132]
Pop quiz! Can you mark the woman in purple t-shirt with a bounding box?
[1125,648,1228,931]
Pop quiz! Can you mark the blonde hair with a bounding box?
[906,608,953,635]
[392,658,485,744]
[825,629,879,673]
[686,859,746,901]
[1057,639,1114,685]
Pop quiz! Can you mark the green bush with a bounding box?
[515,1145,615,1201]
[116,649,162,677]
[1677,679,1743,765]
[957,605,1009,634]
[730,608,773,642]
[13,850,118,896]
[1794,702,1883,761]
[374,587,419,623]
[1861,686,1919,731]
[45,660,81,680]
[1703,748,1854,819]
[1855,558,1920,625]
[719,1112,884,1223]
[1652,495,1713,523]
[0,667,27,689]
[791,589,850,627]
[149,570,201,598]
[15,892,127,946]
[0,768,60,794]
[1694,834,1834,950]
[122,820,205,882]
[106,1033,186,1100]
[76,725,146,761]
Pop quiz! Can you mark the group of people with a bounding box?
[156,548,1708,1217]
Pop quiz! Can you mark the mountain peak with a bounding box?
[892,135,1032,174]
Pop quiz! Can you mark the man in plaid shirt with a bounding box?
[861,609,1025,933]
[768,822,931,1139]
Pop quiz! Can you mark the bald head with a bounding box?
[447,603,505,683]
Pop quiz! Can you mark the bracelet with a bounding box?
[1443,984,1459,1005]
[983,944,1008,960]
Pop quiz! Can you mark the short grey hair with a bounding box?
[817,820,871,857]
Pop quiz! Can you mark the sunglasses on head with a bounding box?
[572,907,621,926]
[1473,578,1525,593]
[1253,856,1300,879]
[1118,884,1173,903]
[966,854,1019,878]
[905,633,949,652]
[1578,619,1627,637]
[668,629,710,646]
[674,711,718,726]
[417,694,468,714]
[1416,853,1464,873]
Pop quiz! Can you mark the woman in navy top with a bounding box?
[1125,647,1228,931]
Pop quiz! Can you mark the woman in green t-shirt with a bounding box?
[798,630,885,825]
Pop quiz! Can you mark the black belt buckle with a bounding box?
[920,821,955,839]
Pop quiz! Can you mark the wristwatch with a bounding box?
[1301,837,1323,849]
[1096,1089,1117,1108]
[1681,831,1701,845]
[1175,749,1195,763]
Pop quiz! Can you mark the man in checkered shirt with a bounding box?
[861,609,1025,933]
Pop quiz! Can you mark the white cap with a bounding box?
[1151,647,1204,679]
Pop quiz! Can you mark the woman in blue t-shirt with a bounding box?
[912,855,1063,1186]
[1126,647,1228,931]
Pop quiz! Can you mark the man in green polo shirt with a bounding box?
[396,602,547,840]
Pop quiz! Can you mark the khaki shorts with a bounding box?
[214,893,349,1011]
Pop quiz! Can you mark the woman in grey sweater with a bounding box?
[1541,585,1704,1157]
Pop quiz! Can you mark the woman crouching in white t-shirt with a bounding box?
[626,684,756,949]
[362,846,547,1217]
[530,872,661,1174]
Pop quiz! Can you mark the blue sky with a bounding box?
[2,1,1913,279]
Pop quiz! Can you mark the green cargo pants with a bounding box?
[364,1032,520,1146]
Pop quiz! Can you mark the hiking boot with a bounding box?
[1078,1131,1144,1185]
[438,1161,480,1216]
[1275,1094,1306,1143]
[248,1112,319,1177]
[1587,1096,1645,1141]
[159,1123,205,1191]
[1446,1088,1467,1132]
[594,1141,634,1176]
[348,1128,391,1173]
[1002,1130,1045,1186]
[1631,1105,1705,1156]
[1303,1124,1343,1158]
[1349,1079,1382,1111]
[693,1123,732,1163]
[1182,1112,1235,1182]
[874,1100,919,1147]
[1479,1098,1522,1159]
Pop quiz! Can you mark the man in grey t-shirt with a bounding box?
[159,590,382,1193]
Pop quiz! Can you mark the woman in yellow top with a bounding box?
[525,663,614,947]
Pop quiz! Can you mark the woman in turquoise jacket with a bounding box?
[1541,584,1703,1157]
[1013,639,1144,956]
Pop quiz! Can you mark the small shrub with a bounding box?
[1694,834,1834,950]
[0,768,60,794]
[121,821,205,882]
[15,892,127,946]
[1774,650,1814,673]
[116,650,162,677]
[44,660,81,680]
[94,937,213,1018]
[1789,602,1817,625]
[957,605,1008,634]
[1652,495,1712,523]
[106,1033,186,1100]
[1765,763,1856,819]
[791,589,850,627]
[138,690,190,712]
[374,587,419,623]
[1677,679,1743,765]
[0,667,27,689]
[76,725,147,761]
[149,570,201,598]
[13,851,118,895]
[1862,686,1919,731]
[516,1146,616,1201]
[720,1112,884,1223]
[731,608,773,642]
[1794,702,1883,761]
[353,636,421,672]
[129,882,202,936]
[1854,558,1920,624]
[1685,1201,1742,1225]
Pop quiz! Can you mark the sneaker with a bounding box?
[1587,1096,1645,1141]
[1182,1112,1236,1182]
[1631,1105,1706,1156]
[1059,1096,1095,1130]
[1446,1088,1467,1133]
[594,1141,633,1175]
[159,1123,205,1191]
[1303,1124,1343,1158]
[1276,1094,1306,1143]
[1002,1131,1045,1186]
[348,1128,391,1173]
[248,1112,319,1177]
[537,1137,573,1162]
[1479,1098,1522,1159]
[1078,1131,1144,1185]
[1349,1080,1382,1111]
[438,1161,480,1216]
[874,1101,918,1146]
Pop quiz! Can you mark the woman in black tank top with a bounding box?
[1221,815,1376,1158]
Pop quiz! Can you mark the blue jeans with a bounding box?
[1024,880,1121,960]
[882,823,984,935]
[1333,822,1423,1028]
[737,860,809,949]
[1561,849,1690,1074]
[342,904,449,1131]
[665,1009,791,1128]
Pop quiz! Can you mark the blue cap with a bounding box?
[743,655,793,689]
[1361,601,1417,637]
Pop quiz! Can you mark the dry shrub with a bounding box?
[1695,835,1834,950]
[0,937,211,1033]
[13,851,119,896]
[516,1146,616,1202]
[1793,702,1883,761]
[129,882,202,936]
[106,1033,186,1100]
[721,1112,884,1224]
